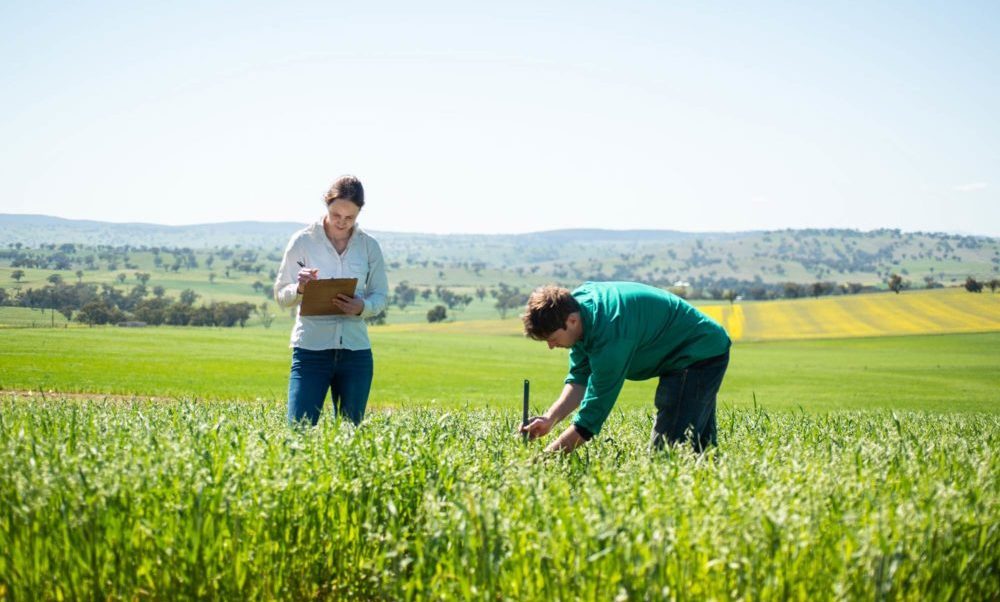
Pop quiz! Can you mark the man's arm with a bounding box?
[538,343,634,453]
[546,423,586,453]
[520,383,584,440]
[570,341,634,438]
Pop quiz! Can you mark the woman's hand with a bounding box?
[296,268,319,293]
[333,293,365,316]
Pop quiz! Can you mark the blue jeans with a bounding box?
[649,352,729,452]
[287,348,373,426]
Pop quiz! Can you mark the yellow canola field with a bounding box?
[700,287,1000,342]
[382,287,999,342]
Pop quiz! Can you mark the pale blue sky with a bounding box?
[2,1,997,235]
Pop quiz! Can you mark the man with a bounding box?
[519,281,731,453]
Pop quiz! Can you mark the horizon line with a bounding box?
[0,212,996,240]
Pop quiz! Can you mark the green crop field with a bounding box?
[0,401,996,600]
[1,328,998,412]
[1,322,998,599]
[0,307,70,329]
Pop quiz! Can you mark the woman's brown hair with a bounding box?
[324,175,365,208]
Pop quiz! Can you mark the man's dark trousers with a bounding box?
[650,353,729,452]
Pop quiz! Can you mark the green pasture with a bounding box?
[0,306,71,328]
[0,264,271,300]
[0,263,519,328]
[1,327,997,413]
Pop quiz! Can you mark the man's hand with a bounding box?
[520,415,554,440]
[545,424,586,453]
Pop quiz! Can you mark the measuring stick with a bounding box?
[522,379,530,441]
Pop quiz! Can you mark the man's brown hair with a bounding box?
[522,285,581,340]
[324,175,365,208]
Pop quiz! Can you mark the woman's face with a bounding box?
[326,199,360,238]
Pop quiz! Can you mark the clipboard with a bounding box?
[300,278,359,316]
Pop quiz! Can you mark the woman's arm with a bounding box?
[274,239,303,309]
[359,237,389,318]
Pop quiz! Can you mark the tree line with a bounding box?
[391,281,529,322]
[0,281,261,327]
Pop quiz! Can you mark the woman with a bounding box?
[274,175,389,425]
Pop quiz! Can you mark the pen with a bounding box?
[296,260,305,268]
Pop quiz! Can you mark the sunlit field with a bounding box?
[1,327,998,412]
[0,306,70,328]
[1,290,998,600]
[699,287,1000,341]
[1,401,996,600]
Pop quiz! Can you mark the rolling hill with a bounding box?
[2,214,998,290]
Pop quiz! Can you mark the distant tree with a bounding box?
[135,272,151,285]
[251,281,264,293]
[75,270,84,283]
[11,269,24,283]
[206,301,254,327]
[964,276,983,293]
[164,303,191,326]
[133,297,172,325]
[153,285,166,298]
[76,299,124,326]
[435,286,466,310]
[988,279,1000,293]
[394,282,418,309]
[117,272,127,284]
[723,289,738,305]
[887,273,904,294]
[123,285,149,311]
[782,282,802,299]
[476,287,487,302]
[47,273,63,285]
[179,289,200,305]
[493,283,527,318]
[810,282,836,298]
[257,302,275,329]
[426,305,447,323]
[421,289,432,301]
[209,272,217,285]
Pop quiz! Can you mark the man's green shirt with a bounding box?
[566,281,731,436]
